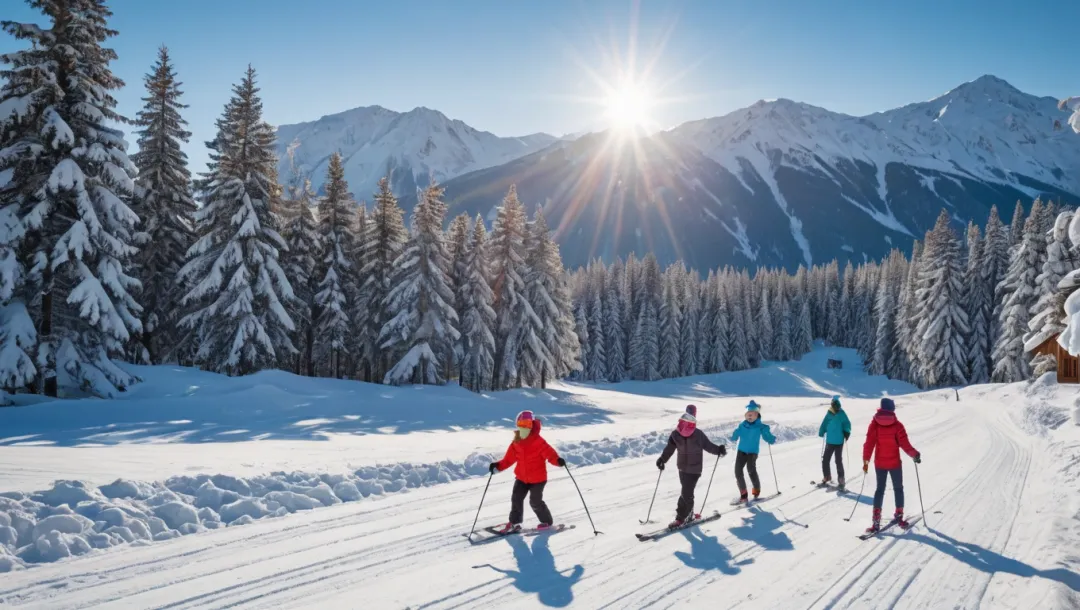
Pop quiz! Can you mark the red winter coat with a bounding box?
[862,409,918,470]
[495,419,560,484]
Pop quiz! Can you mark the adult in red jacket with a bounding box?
[489,410,565,532]
[862,397,921,532]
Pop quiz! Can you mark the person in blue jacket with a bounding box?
[817,395,852,489]
[731,400,776,502]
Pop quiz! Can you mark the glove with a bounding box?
[489,462,499,474]
[557,457,566,467]
[843,432,850,441]
[862,460,869,473]
[718,445,727,457]
[913,453,921,464]
[656,458,665,470]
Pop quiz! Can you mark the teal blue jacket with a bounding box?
[819,408,851,445]
[731,419,776,454]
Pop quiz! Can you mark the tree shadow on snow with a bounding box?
[726,507,795,551]
[674,528,749,574]
[476,534,584,607]
[906,528,1080,593]
[0,366,616,447]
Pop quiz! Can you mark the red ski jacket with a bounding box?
[862,409,918,470]
[495,419,561,484]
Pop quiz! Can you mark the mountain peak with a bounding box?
[940,74,1021,99]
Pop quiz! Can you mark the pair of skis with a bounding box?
[464,523,575,544]
[857,515,922,540]
[810,480,851,493]
[636,492,781,541]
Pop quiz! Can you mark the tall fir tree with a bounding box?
[1,1,144,395]
[728,285,751,371]
[280,161,319,376]
[572,299,589,380]
[604,266,626,382]
[658,272,681,378]
[490,186,537,389]
[130,46,196,364]
[983,205,1011,358]
[890,241,921,382]
[446,213,471,379]
[380,181,459,385]
[871,268,896,376]
[774,287,794,361]
[586,285,607,381]
[962,223,990,383]
[179,67,294,375]
[992,200,1045,382]
[1008,201,1026,249]
[1027,210,1076,376]
[313,152,353,377]
[679,277,700,376]
[358,176,407,382]
[629,301,660,380]
[710,282,731,372]
[913,210,969,388]
[522,210,576,387]
[458,216,496,391]
[794,298,813,358]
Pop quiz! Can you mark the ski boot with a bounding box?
[667,517,685,529]
[735,490,748,504]
[819,477,832,487]
[837,478,845,492]
[865,509,882,534]
[496,522,522,534]
[536,523,552,531]
[894,508,910,529]
[752,488,761,500]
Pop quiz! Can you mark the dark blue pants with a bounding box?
[873,467,904,511]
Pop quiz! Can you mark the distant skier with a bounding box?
[817,395,852,489]
[489,410,565,533]
[731,401,776,503]
[862,397,921,533]
[656,405,727,529]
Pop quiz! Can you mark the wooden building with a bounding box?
[1029,333,1080,383]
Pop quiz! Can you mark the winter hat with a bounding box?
[685,404,698,417]
[880,398,895,412]
[516,410,535,427]
[746,400,760,412]
[831,395,841,410]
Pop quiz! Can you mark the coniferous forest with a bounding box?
[2,3,1080,402]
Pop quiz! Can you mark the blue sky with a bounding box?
[3,0,1077,175]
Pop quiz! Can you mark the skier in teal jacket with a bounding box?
[817,395,851,489]
[731,401,776,502]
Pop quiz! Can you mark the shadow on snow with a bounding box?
[475,534,584,607]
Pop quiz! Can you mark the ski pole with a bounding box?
[640,469,663,524]
[564,464,602,535]
[696,451,722,516]
[767,442,781,495]
[820,438,826,460]
[914,460,927,527]
[844,470,868,521]
[468,472,493,539]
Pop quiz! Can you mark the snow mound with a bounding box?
[0,419,817,567]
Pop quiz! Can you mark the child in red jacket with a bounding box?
[489,410,565,533]
[862,397,921,532]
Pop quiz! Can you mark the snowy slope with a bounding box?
[425,76,1080,270]
[1,346,1078,607]
[275,105,556,203]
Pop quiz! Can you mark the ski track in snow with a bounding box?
[1,389,1076,609]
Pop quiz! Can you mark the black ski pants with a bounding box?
[509,479,553,525]
[872,467,904,512]
[676,471,701,521]
[734,451,760,492]
[822,443,845,482]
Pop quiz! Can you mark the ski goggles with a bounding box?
[516,418,534,429]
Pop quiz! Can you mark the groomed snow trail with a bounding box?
[2,395,1074,609]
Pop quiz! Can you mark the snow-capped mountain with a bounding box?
[275,105,557,201]
[420,75,1080,271]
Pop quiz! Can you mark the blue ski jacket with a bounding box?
[731,419,776,454]
[818,408,851,445]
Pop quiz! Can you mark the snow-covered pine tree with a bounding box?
[870,265,896,376]
[825,262,842,345]
[586,283,606,381]
[992,200,1045,382]
[446,213,471,379]
[839,262,856,346]
[1008,200,1026,249]
[1026,210,1076,376]
[313,152,354,377]
[710,279,731,372]
[179,66,294,375]
[458,216,496,391]
[572,299,590,380]
[962,223,989,384]
[359,176,407,382]
[698,272,716,372]
[755,285,774,361]
[520,209,574,387]
[795,298,813,358]
[679,273,699,376]
[889,241,921,383]
[280,159,320,376]
[913,210,969,388]
[129,46,197,365]
[2,3,147,395]
[629,300,660,381]
[983,206,1011,357]
[490,186,540,389]
[604,264,626,382]
[658,269,681,379]
[348,204,371,379]
[379,180,459,385]
[774,286,794,361]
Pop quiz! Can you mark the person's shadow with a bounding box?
[727,507,794,551]
[477,534,585,607]
[906,528,1080,593]
[674,528,748,574]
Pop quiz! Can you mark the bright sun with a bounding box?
[604,82,653,131]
